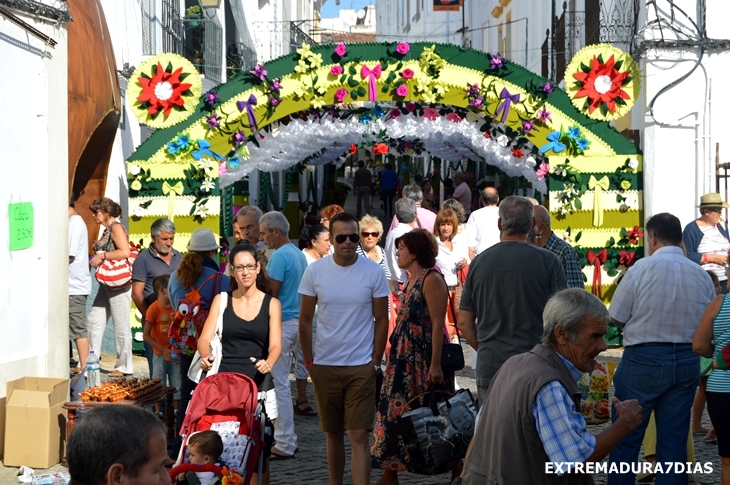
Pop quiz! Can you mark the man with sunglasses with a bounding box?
[299,212,390,485]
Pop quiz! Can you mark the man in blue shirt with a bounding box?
[259,211,308,460]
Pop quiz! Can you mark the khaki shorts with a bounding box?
[310,363,376,432]
[69,295,88,340]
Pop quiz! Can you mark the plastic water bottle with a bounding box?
[87,350,101,388]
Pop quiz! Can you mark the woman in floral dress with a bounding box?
[371,229,455,485]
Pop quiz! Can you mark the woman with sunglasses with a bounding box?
[684,193,730,293]
[372,229,458,484]
[356,215,391,280]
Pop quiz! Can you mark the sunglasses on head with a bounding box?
[361,231,380,238]
[334,233,360,244]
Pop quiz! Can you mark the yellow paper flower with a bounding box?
[620,180,632,190]
[311,97,326,108]
[296,43,312,58]
[130,179,142,191]
[127,53,202,129]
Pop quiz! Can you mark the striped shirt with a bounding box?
[609,246,715,346]
[356,243,391,280]
[708,294,730,393]
[532,351,595,474]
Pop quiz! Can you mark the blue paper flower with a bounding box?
[166,141,180,155]
[372,105,384,117]
[177,135,190,150]
[567,126,581,140]
[228,157,241,169]
[360,114,372,124]
[577,138,589,151]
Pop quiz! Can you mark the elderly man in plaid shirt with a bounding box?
[534,205,585,289]
[458,289,642,485]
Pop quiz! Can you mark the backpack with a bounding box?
[168,272,223,358]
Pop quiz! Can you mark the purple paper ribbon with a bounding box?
[237,94,258,132]
[493,88,520,123]
[360,64,382,102]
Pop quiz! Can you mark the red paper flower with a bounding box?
[619,250,636,267]
[137,62,193,117]
[372,143,389,155]
[510,147,524,158]
[349,144,358,155]
[572,54,630,114]
[626,225,644,244]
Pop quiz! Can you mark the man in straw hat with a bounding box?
[683,192,730,292]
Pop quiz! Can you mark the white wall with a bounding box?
[0,14,69,391]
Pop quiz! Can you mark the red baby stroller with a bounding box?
[169,372,271,485]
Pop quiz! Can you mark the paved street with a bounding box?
[0,345,723,484]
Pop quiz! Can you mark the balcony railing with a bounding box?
[227,41,258,78]
[289,21,318,51]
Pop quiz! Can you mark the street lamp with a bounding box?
[200,0,221,7]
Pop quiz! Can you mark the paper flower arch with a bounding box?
[564,44,640,121]
[128,53,203,129]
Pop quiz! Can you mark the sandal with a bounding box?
[294,400,317,417]
[269,448,295,460]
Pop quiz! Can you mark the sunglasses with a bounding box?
[361,231,380,238]
[334,233,360,244]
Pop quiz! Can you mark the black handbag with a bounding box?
[419,271,465,374]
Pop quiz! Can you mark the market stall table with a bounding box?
[63,385,176,443]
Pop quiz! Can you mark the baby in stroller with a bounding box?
[176,431,227,485]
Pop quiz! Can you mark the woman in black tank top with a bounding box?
[199,242,282,384]
[197,243,282,484]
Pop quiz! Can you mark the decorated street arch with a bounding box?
[126,41,643,321]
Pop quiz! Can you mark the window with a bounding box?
[506,11,512,57]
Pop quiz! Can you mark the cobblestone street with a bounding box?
[1,345,722,484]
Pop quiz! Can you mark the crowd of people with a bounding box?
[66,182,730,485]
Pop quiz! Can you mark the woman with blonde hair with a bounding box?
[87,197,133,377]
[433,209,468,343]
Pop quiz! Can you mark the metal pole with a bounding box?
[550,0,556,80]
[462,0,466,47]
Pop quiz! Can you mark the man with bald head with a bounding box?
[466,186,501,260]
[533,205,585,289]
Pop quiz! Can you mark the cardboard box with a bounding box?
[4,377,69,468]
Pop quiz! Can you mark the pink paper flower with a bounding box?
[335,88,348,103]
[334,43,347,57]
[537,107,552,123]
[401,68,414,79]
[536,163,550,180]
[219,161,228,176]
[423,107,439,120]
[405,102,416,112]
[390,109,402,119]
[396,43,410,55]
[447,112,462,123]
[396,84,409,97]
[330,65,343,76]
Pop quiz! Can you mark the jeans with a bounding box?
[169,353,198,459]
[152,353,181,400]
[87,285,134,374]
[355,186,370,217]
[381,190,395,217]
[607,344,699,485]
[271,318,299,455]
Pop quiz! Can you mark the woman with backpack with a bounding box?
[168,229,230,461]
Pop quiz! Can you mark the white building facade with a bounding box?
[0,0,71,439]
[377,0,730,227]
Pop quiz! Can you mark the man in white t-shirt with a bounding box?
[466,186,500,261]
[69,195,92,372]
[299,212,389,485]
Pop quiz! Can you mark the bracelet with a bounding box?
[103,253,107,260]
[304,360,313,368]
[201,354,211,359]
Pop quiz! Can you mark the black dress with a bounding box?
[218,293,273,391]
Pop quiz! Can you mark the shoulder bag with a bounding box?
[188,291,227,384]
[95,222,139,288]
[420,271,465,374]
